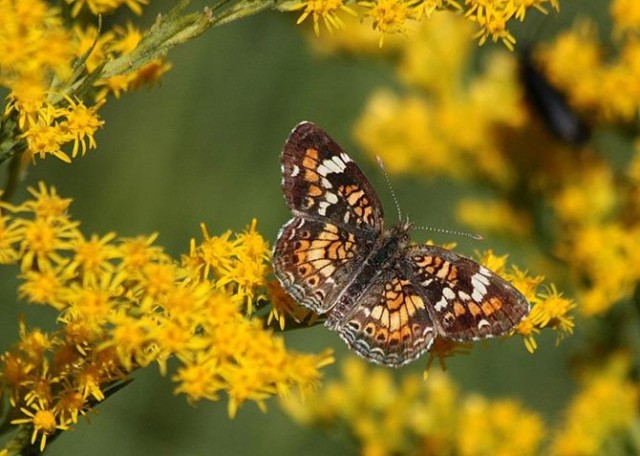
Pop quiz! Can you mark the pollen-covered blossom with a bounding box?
[0,184,333,452]
[360,0,417,46]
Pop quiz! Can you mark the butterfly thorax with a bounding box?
[368,221,412,268]
[325,221,412,328]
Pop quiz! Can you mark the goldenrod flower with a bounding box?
[11,400,70,452]
[458,396,546,456]
[0,0,73,106]
[550,356,639,455]
[289,0,357,35]
[59,98,105,158]
[282,358,547,455]
[611,0,640,34]
[0,184,334,452]
[66,0,149,16]
[360,0,416,46]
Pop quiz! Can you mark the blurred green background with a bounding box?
[0,1,601,454]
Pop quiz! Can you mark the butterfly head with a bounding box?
[387,219,413,245]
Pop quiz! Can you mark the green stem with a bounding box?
[1,154,23,202]
[1,425,37,456]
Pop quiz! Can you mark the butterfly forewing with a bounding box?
[275,122,386,314]
[281,122,385,233]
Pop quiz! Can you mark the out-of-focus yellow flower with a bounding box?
[354,17,525,189]
[540,15,640,122]
[550,355,639,456]
[282,358,547,455]
[457,396,545,456]
[558,223,640,316]
[456,198,532,237]
[0,0,73,108]
[611,0,640,34]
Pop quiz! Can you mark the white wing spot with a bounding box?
[322,158,343,174]
[472,289,485,302]
[478,319,490,329]
[443,287,455,300]
[343,212,351,223]
[471,275,488,296]
[326,192,338,204]
[331,156,347,172]
[317,164,329,177]
[290,164,300,177]
[474,272,490,286]
[321,177,332,189]
[318,201,329,215]
[458,290,471,301]
[421,278,433,287]
[435,296,448,312]
[340,152,351,163]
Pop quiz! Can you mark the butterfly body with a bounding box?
[273,122,529,367]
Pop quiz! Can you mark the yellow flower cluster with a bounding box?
[0,0,170,165]
[540,0,640,122]
[283,354,640,456]
[281,358,546,456]
[345,15,525,188]
[315,9,640,319]
[286,0,558,48]
[66,0,149,16]
[549,355,639,455]
[0,183,333,452]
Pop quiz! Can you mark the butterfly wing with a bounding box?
[326,260,435,367]
[273,122,385,314]
[280,122,384,232]
[405,245,530,341]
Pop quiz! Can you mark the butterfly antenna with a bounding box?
[415,225,484,241]
[376,156,403,222]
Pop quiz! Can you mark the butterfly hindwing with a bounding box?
[273,217,374,314]
[327,260,435,367]
[405,245,530,341]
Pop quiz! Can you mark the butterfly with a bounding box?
[273,122,530,367]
